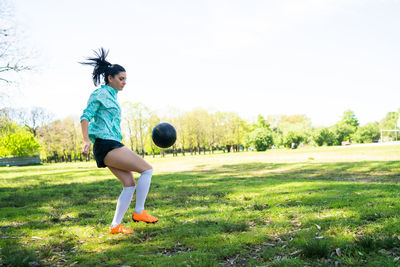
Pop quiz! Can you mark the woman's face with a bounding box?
[108,72,127,91]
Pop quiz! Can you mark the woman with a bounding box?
[80,48,158,234]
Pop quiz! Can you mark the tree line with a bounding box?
[0,104,399,162]
[1,1,399,161]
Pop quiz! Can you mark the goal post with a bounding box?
[380,125,400,142]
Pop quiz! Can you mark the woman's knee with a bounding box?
[124,179,136,187]
[142,160,153,172]
[141,166,153,174]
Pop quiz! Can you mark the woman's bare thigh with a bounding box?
[104,146,152,173]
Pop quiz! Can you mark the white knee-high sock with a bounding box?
[111,186,135,228]
[135,169,153,214]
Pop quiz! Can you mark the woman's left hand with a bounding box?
[81,141,91,157]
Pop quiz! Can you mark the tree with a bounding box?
[280,130,307,149]
[145,113,161,157]
[278,114,312,132]
[312,127,335,146]
[229,113,246,152]
[37,118,80,162]
[379,111,399,130]
[0,109,14,133]
[212,111,228,151]
[352,122,380,144]
[245,128,274,151]
[206,112,217,153]
[182,110,196,154]
[341,109,359,128]
[331,123,355,145]
[378,111,399,141]
[266,115,280,132]
[189,109,209,154]
[122,102,150,156]
[11,107,53,136]
[161,108,181,156]
[0,0,31,84]
[220,112,248,152]
[256,114,270,129]
[168,110,187,155]
[0,123,40,157]
[0,1,34,112]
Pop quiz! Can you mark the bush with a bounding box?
[280,130,307,149]
[352,122,380,143]
[245,128,274,151]
[312,127,335,146]
[0,127,40,157]
[331,123,356,145]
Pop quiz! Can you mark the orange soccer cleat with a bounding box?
[109,224,134,234]
[132,210,159,223]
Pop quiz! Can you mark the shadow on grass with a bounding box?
[1,160,400,266]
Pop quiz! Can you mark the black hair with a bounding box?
[80,48,126,86]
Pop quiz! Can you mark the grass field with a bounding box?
[1,143,400,266]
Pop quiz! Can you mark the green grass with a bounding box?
[1,144,400,266]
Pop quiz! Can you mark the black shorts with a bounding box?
[93,138,124,168]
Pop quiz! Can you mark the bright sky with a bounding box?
[8,0,400,126]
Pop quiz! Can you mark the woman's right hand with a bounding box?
[81,141,91,157]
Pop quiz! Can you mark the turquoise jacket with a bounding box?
[80,85,123,143]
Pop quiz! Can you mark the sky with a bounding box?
[4,0,400,126]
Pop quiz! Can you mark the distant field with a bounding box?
[1,144,400,266]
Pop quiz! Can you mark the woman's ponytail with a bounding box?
[80,48,125,86]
